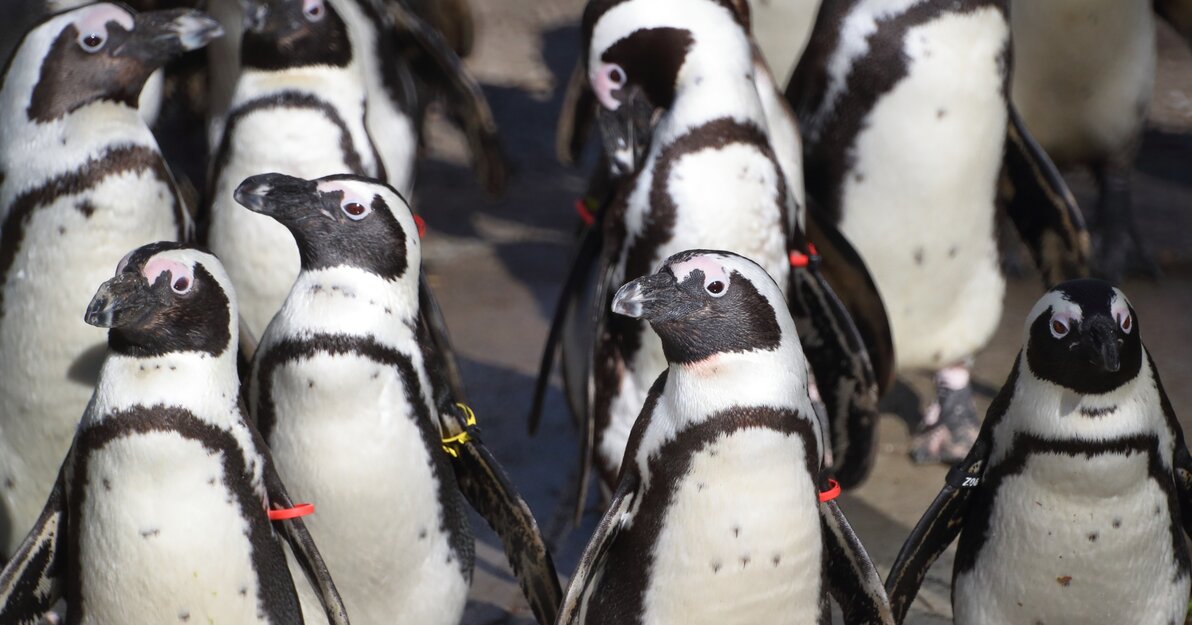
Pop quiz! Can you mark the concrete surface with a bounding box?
[410,2,1192,623]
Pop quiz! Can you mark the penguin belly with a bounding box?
[953,450,1189,625]
[599,143,789,477]
[76,430,273,624]
[635,428,823,624]
[0,172,178,554]
[265,352,470,625]
[838,8,1007,371]
[1011,0,1155,165]
[209,105,367,337]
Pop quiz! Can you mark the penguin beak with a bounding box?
[1080,315,1122,373]
[234,173,323,224]
[85,272,157,329]
[613,271,698,323]
[596,84,656,176]
[119,9,224,63]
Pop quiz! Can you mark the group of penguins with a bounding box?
[0,0,1190,624]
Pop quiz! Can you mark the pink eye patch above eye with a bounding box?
[142,258,193,292]
[73,4,134,37]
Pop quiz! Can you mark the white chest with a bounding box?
[641,428,823,625]
[954,451,1189,625]
[76,431,267,625]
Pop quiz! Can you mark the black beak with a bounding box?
[120,9,224,64]
[84,272,157,329]
[1080,316,1121,373]
[612,271,699,323]
[234,173,324,225]
[596,84,656,176]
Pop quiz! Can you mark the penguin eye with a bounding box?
[606,64,625,86]
[171,275,192,294]
[1117,311,1132,334]
[341,200,370,220]
[303,0,326,22]
[705,280,726,297]
[1050,316,1070,339]
[77,30,107,53]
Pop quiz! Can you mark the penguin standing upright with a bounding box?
[234,172,561,625]
[544,0,891,506]
[1010,0,1157,280]
[0,242,348,625]
[206,0,382,339]
[787,0,1089,462]
[557,249,893,625]
[886,279,1192,625]
[0,3,220,558]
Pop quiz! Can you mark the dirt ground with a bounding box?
[410,2,1192,623]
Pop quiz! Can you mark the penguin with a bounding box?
[556,249,893,625]
[234,172,562,625]
[0,241,349,625]
[885,279,1192,625]
[537,0,893,518]
[206,0,383,340]
[746,0,820,87]
[0,2,220,558]
[786,0,1090,463]
[1010,0,1159,281]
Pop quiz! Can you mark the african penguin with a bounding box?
[573,0,885,495]
[1010,0,1157,281]
[557,249,893,625]
[0,2,220,558]
[235,172,562,625]
[0,242,348,625]
[206,0,384,340]
[787,0,1089,463]
[886,279,1192,625]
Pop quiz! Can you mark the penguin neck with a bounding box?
[90,348,241,426]
[655,59,767,146]
[1,98,152,175]
[280,265,420,335]
[234,61,366,103]
[662,340,808,429]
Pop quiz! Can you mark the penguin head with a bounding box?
[583,0,752,173]
[612,249,790,365]
[12,3,222,122]
[1023,279,1143,395]
[233,172,418,282]
[85,242,236,358]
[239,0,352,70]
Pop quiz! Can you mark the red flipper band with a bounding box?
[789,243,820,269]
[413,215,427,238]
[575,198,596,226]
[818,479,841,503]
[268,503,315,521]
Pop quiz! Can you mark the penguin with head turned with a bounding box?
[0,242,348,625]
[537,0,894,517]
[886,279,1192,625]
[557,249,893,625]
[786,0,1091,464]
[234,172,561,625]
[0,2,221,559]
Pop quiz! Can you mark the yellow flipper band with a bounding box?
[441,403,477,457]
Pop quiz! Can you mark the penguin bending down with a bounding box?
[0,3,220,558]
[886,279,1192,625]
[787,0,1090,463]
[557,250,893,625]
[537,0,892,515]
[235,172,561,625]
[206,0,383,340]
[1011,0,1159,281]
[0,242,349,625]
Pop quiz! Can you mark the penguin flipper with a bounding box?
[0,469,65,624]
[1150,353,1192,539]
[236,315,259,392]
[885,443,988,625]
[387,3,507,195]
[260,459,350,625]
[819,498,894,625]
[440,406,564,625]
[572,255,619,524]
[528,221,602,435]
[788,262,882,490]
[556,60,596,165]
[419,271,469,403]
[557,473,638,625]
[999,104,1091,287]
